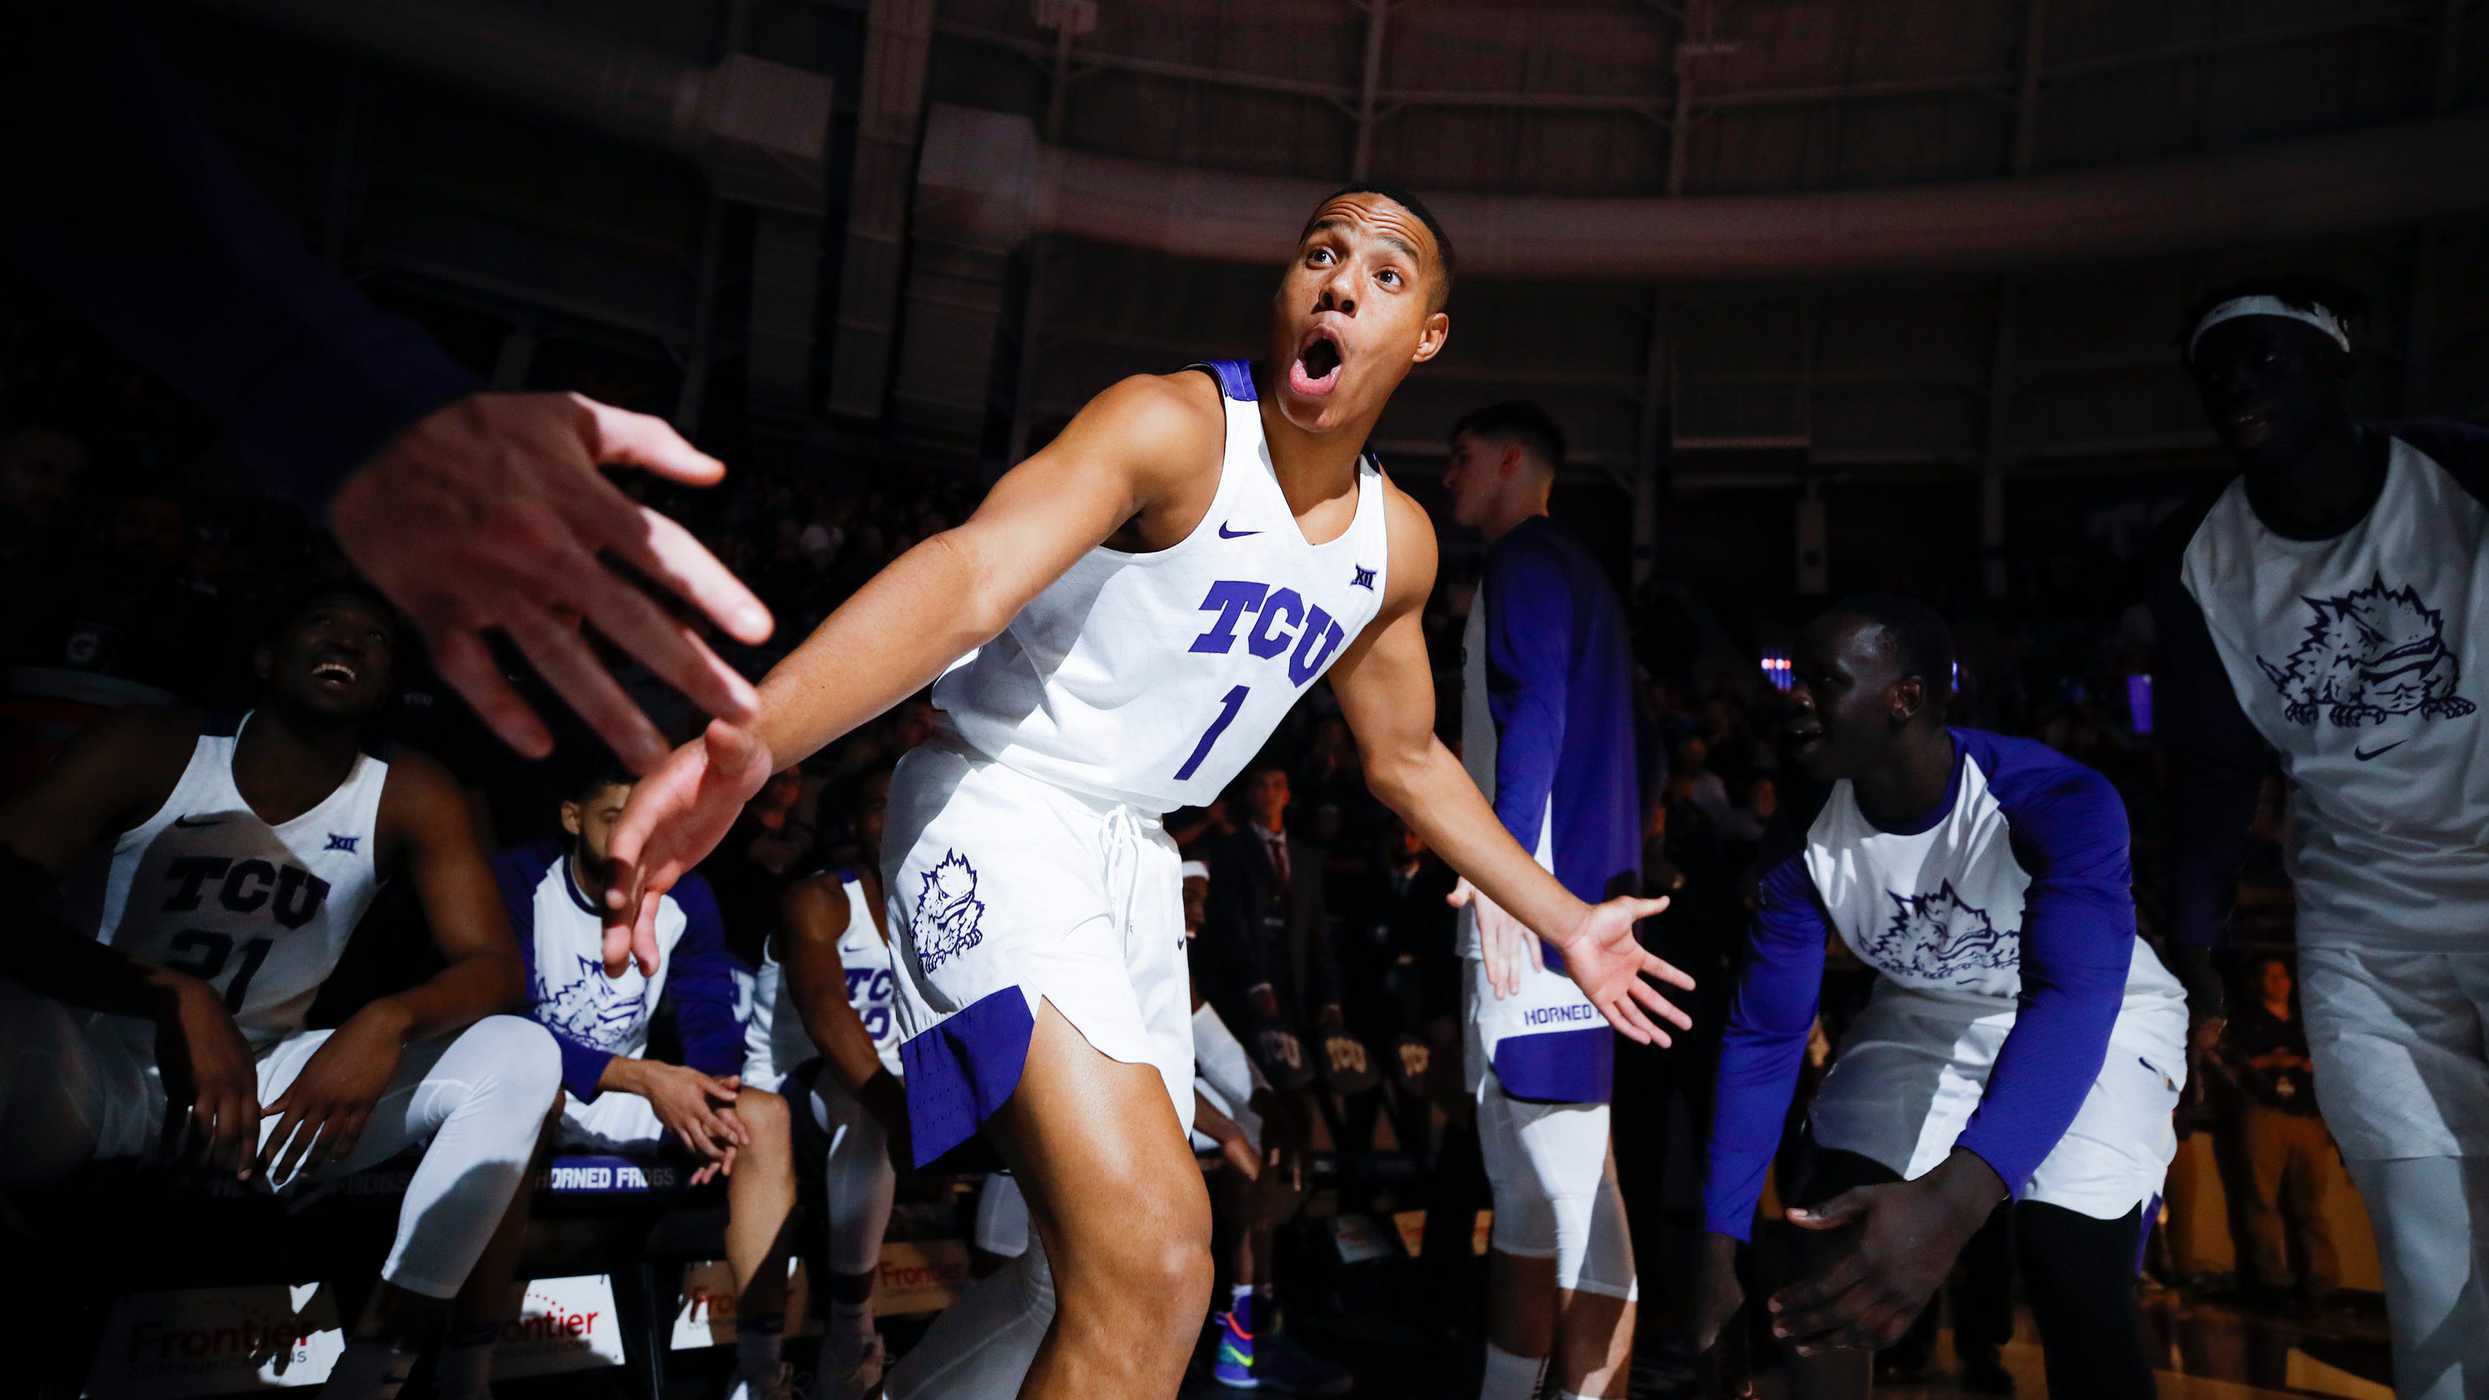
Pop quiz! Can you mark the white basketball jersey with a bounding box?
[934,360,1392,813]
[87,713,388,1049]
[748,874,903,1083]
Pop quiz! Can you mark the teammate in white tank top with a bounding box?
[0,583,562,1400]
[754,768,907,1400]
[601,187,1692,1398]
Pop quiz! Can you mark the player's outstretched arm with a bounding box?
[258,750,535,1182]
[602,372,1222,974]
[1328,490,1693,1046]
[780,879,902,1104]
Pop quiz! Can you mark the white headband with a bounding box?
[2188,295,2351,361]
[1180,860,1210,883]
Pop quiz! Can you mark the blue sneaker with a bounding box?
[1213,1309,1259,1389]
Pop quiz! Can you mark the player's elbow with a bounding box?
[930,530,1023,649]
[1359,745,1434,814]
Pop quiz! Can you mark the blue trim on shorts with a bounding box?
[1492,1027,1614,1104]
[899,986,1036,1167]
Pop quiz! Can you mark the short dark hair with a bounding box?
[1826,593,1956,719]
[2179,275,2366,368]
[1305,183,1456,311]
[566,761,637,807]
[261,575,401,651]
[1450,401,1566,474]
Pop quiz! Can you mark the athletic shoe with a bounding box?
[1213,1309,1259,1388]
[1252,1331,1353,1396]
[824,1333,887,1400]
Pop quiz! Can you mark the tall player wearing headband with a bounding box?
[1439,401,1644,1400]
[0,584,564,1400]
[600,186,1692,1398]
[2148,278,2489,1399]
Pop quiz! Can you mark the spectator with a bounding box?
[1672,736,1732,828]
[1200,760,1346,1085]
[2223,954,2340,1309]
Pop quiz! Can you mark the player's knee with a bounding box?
[465,1015,564,1113]
[735,1087,792,1150]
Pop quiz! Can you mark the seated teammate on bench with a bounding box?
[0,580,563,1400]
[494,767,798,1400]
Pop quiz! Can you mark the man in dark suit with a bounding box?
[1200,759,1346,1082]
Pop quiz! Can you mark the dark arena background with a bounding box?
[5,1,2487,1398]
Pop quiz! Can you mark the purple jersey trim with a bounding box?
[1492,1026,1616,1104]
[1189,358,1259,403]
[898,985,1037,1168]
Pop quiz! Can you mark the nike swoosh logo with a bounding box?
[173,815,223,828]
[1217,523,1261,539]
[2354,740,2409,762]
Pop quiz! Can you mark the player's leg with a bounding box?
[802,1066,898,1398]
[971,1171,1032,1277]
[1781,1147,1885,1400]
[432,1091,568,1400]
[2342,1155,2489,1400]
[2010,1199,2155,1397]
[0,980,126,1184]
[721,1086,799,1394]
[1477,1073,1559,1400]
[271,1015,561,1399]
[886,1000,1211,1400]
[2281,1115,2339,1300]
[2299,948,2489,1397]
[1547,1142,1637,1399]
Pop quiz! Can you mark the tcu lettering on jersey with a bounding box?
[1186,580,1350,685]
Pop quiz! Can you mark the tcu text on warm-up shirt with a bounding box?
[1704,730,2185,1240]
[78,712,389,1050]
[1458,515,1642,1101]
[492,842,743,1103]
[933,360,1390,814]
[2150,422,2489,951]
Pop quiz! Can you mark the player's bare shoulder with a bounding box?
[1070,369,1230,548]
[1374,473,1442,609]
[782,867,853,934]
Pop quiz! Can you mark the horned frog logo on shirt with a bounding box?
[539,955,649,1050]
[1861,881,2019,986]
[2255,573,2476,728]
[914,850,987,973]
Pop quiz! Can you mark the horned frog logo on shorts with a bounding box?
[2256,573,2476,728]
[915,850,988,973]
[1860,881,2019,987]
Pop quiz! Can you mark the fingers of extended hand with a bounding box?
[593,497,774,651]
[1629,978,1695,1032]
[571,394,726,487]
[1642,949,1698,991]
[1785,1186,1871,1230]
[1767,1256,1871,1346]
[633,894,663,978]
[500,602,668,773]
[1602,996,1661,1047]
[423,621,553,760]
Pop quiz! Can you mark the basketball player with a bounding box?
[1439,401,1643,1400]
[601,186,1692,1398]
[745,769,909,1399]
[2149,278,2489,1399]
[0,582,564,1400]
[1689,598,2186,1399]
[493,771,798,1400]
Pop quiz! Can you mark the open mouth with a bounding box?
[1785,724,1825,755]
[1289,326,1344,399]
[311,658,359,689]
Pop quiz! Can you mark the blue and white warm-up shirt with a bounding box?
[1458,515,1642,1102]
[492,842,744,1102]
[1703,730,2186,1240]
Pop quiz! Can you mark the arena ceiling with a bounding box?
[151,0,2489,555]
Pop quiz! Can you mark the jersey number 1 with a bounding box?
[1173,684,1249,782]
[168,930,276,1014]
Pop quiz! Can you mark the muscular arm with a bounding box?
[0,708,212,1017]
[1702,855,1831,1242]
[779,876,889,1097]
[1329,492,1589,946]
[374,751,529,1042]
[749,374,1222,773]
[1950,767,2139,1198]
